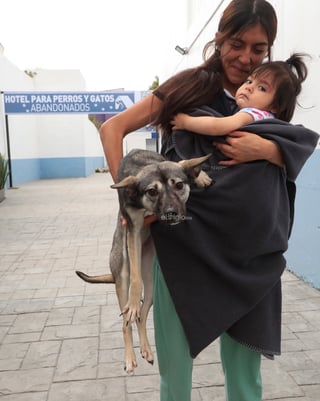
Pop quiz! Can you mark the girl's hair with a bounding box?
[252,53,308,122]
[152,0,277,136]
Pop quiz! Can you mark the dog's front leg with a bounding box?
[122,208,145,323]
[114,225,137,373]
[137,235,155,365]
[116,273,138,373]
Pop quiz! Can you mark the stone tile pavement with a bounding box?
[0,173,319,401]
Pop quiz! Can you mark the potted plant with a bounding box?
[0,153,9,202]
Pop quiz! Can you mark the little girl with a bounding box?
[171,53,308,135]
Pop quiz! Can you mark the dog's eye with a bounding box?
[146,188,158,197]
[175,182,184,190]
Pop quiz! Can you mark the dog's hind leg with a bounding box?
[136,235,155,365]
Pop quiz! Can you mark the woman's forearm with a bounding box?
[99,117,125,182]
[99,93,163,182]
[261,138,284,167]
[214,131,285,167]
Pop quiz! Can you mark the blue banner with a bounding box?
[3,91,149,114]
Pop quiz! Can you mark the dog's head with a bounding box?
[111,154,212,225]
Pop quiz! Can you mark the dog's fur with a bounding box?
[76,149,212,373]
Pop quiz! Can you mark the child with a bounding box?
[171,53,308,135]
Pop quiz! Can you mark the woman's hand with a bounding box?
[121,214,157,227]
[213,131,284,167]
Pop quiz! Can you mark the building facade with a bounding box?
[0,46,104,185]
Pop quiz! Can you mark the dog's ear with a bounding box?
[178,153,212,178]
[111,176,137,189]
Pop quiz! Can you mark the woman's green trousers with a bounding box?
[153,258,262,401]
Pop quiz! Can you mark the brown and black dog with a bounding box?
[76,149,212,373]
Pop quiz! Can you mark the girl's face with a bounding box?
[219,24,270,95]
[235,73,277,113]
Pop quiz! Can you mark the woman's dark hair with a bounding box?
[252,53,308,121]
[203,0,277,60]
[152,0,278,136]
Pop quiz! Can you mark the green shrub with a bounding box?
[0,153,9,189]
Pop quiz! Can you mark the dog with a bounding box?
[76,149,212,373]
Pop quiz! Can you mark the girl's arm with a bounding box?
[171,112,253,136]
[99,93,163,182]
[170,112,283,167]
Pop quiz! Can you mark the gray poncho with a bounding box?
[151,106,319,358]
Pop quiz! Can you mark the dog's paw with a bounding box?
[141,347,154,365]
[122,301,142,324]
[124,351,138,374]
[194,170,213,188]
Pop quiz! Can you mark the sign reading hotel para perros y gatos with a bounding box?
[3,91,149,114]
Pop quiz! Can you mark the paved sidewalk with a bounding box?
[0,174,320,401]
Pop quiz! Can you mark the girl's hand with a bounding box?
[213,131,284,167]
[171,113,188,131]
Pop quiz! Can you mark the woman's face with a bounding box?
[219,24,270,95]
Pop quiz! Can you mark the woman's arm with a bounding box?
[214,131,284,167]
[99,93,163,181]
[171,112,253,136]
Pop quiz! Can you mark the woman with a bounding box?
[99,1,318,400]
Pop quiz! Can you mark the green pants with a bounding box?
[153,258,262,401]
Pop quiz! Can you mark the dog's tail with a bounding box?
[75,270,115,284]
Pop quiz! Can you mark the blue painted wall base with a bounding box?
[11,156,105,185]
[286,149,320,289]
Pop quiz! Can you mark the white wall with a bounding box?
[0,45,36,161]
[271,0,320,132]
[33,69,101,160]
